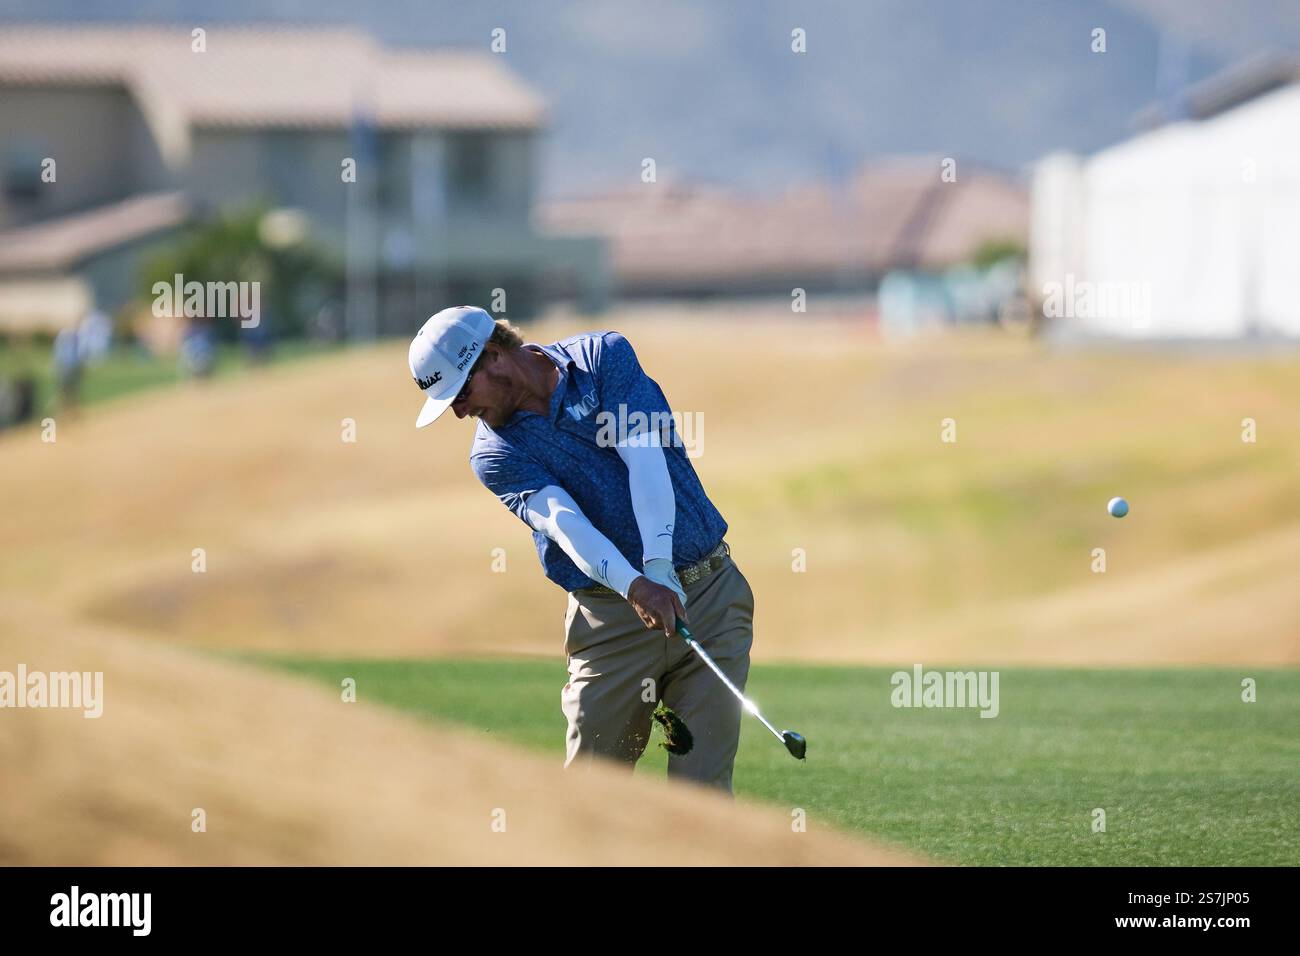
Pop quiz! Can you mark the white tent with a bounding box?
[1032,81,1300,338]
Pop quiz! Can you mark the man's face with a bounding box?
[451,347,512,428]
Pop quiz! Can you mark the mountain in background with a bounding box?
[4,0,1293,196]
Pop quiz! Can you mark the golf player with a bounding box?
[410,305,754,793]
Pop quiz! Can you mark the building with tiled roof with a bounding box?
[0,24,604,333]
[540,159,1027,297]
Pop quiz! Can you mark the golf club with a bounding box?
[676,619,807,760]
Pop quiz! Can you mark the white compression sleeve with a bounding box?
[615,436,676,564]
[524,484,642,597]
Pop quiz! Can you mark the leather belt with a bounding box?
[575,541,730,598]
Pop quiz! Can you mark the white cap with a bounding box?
[408,305,496,428]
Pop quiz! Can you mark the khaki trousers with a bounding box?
[561,553,755,794]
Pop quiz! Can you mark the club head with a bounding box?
[782,731,806,760]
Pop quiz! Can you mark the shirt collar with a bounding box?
[503,343,570,427]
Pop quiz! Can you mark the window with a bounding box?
[4,143,47,201]
[446,132,492,204]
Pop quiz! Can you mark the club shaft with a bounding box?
[679,627,785,743]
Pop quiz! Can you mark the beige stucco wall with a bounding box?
[0,86,172,228]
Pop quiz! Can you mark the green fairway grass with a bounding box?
[252,656,1299,866]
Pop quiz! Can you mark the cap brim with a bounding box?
[415,392,456,428]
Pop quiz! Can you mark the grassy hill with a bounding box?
[4,310,1297,865]
[2,313,1299,665]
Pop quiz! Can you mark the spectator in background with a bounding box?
[180,318,217,378]
[0,333,39,429]
[53,325,83,410]
[242,308,273,365]
[77,308,113,364]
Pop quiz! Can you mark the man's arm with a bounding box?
[615,432,675,563]
[525,484,686,636]
[594,331,686,603]
[523,484,640,596]
[614,436,685,604]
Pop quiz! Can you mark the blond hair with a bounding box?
[490,318,525,351]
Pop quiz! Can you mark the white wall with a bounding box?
[1029,152,1085,295]
[1033,83,1300,338]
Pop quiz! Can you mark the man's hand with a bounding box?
[627,575,688,638]
[642,557,687,605]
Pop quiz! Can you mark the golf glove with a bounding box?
[642,557,687,606]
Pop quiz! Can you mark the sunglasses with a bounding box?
[454,351,485,405]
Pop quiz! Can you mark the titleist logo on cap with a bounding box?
[414,371,443,390]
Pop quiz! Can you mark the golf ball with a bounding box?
[1108,496,1129,518]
